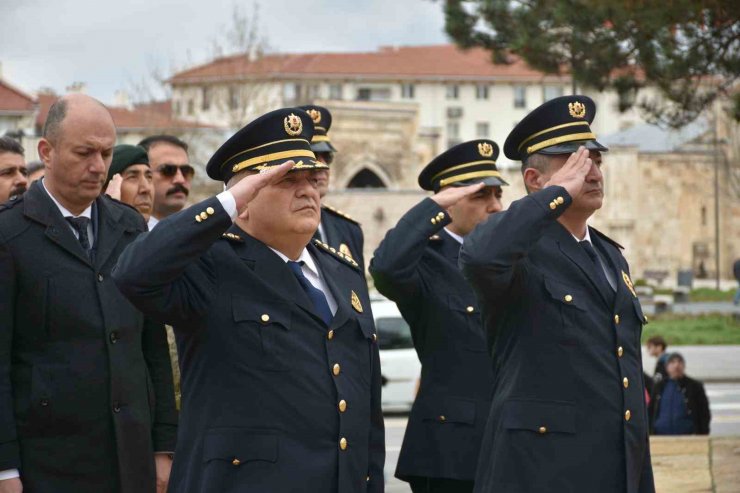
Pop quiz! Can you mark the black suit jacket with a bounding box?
[112,196,384,493]
[321,205,365,270]
[0,181,177,493]
[460,186,654,493]
[649,376,711,435]
[370,198,493,482]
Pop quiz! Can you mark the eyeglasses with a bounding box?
[156,164,195,180]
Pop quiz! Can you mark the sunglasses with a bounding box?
[156,164,195,180]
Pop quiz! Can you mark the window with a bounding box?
[174,101,181,116]
[447,107,463,118]
[307,84,321,100]
[201,87,211,111]
[476,122,490,138]
[228,86,239,111]
[356,87,391,101]
[543,85,564,102]
[347,168,386,188]
[476,84,489,100]
[446,84,459,100]
[401,83,415,99]
[187,100,194,116]
[283,83,299,105]
[447,121,461,148]
[701,206,707,226]
[513,86,526,108]
[329,83,343,100]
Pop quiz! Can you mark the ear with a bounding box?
[38,138,53,167]
[522,167,543,193]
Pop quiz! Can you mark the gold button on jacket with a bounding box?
[332,363,341,376]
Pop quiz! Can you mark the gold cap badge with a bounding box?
[284,113,303,136]
[307,109,322,124]
[478,142,494,158]
[568,101,586,119]
[622,271,637,298]
[351,290,363,313]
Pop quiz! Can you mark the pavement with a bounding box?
[383,382,740,492]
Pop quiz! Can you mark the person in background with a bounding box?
[647,335,670,384]
[0,137,27,203]
[0,94,177,493]
[299,105,365,269]
[104,145,154,223]
[370,139,505,493]
[649,352,710,435]
[138,135,193,230]
[26,160,45,183]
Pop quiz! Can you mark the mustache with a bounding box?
[10,185,27,197]
[166,184,189,197]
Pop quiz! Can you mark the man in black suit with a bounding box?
[300,105,365,268]
[113,108,384,493]
[460,96,654,493]
[371,140,506,493]
[0,94,177,493]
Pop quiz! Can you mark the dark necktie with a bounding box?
[66,216,93,259]
[579,240,614,302]
[287,260,333,326]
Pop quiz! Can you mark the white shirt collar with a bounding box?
[443,227,464,245]
[148,215,159,229]
[40,178,92,219]
[572,226,592,244]
[268,246,320,278]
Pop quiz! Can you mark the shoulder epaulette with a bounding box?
[322,204,360,225]
[222,232,244,242]
[590,227,624,250]
[313,238,360,270]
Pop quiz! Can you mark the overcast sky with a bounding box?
[0,0,449,104]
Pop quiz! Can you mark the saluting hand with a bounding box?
[0,477,22,493]
[544,146,592,198]
[105,173,123,201]
[431,182,485,209]
[229,160,295,219]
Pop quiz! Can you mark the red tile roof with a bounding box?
[35,94,209,132]
[170,44,564,84]
[0,79,37,113]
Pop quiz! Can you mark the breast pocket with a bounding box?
[447,295,487,352]
[232,296,292,372]
[542,278,587,345]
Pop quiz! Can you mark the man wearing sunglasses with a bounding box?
[0,136,28,204]
[138,135,194,230]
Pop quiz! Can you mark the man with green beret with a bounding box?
[104,144,154,223]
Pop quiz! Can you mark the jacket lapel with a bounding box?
[592,230,630,305]
[308,243,352,331]
[94,197,128,269]
[232,230,322,324]
[22,181,92,267]
[438,229,462,265]
[545,221,612,309]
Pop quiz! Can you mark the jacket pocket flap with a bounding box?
[425,397,476,425]
[502,399,576,434]
[203,429,278,463]
[543,278,586,310]
[232,296,291,329]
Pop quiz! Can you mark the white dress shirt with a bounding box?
[572,227,616,290]
[443,227,464,245]
[41,179,94,247]
[147,215,159,230]
[217,190,337,314]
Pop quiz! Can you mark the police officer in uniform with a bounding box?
[299,105,365,269]
[113,108,384,493]
[459,96,654,493]
[370,140,507,493]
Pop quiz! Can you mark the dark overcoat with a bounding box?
[0,181,177,493]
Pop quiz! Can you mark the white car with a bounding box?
[371,296,421,413]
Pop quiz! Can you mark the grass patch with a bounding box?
[689,288,735,302]
[641,314,740,345]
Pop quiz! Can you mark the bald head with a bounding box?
[43,94,114,145]
[37,94,117,215]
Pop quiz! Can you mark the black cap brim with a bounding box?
[310,141,337,153]
[535,139,608,156]
[451,175,508,188]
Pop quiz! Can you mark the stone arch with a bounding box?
[340,161,392,189]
